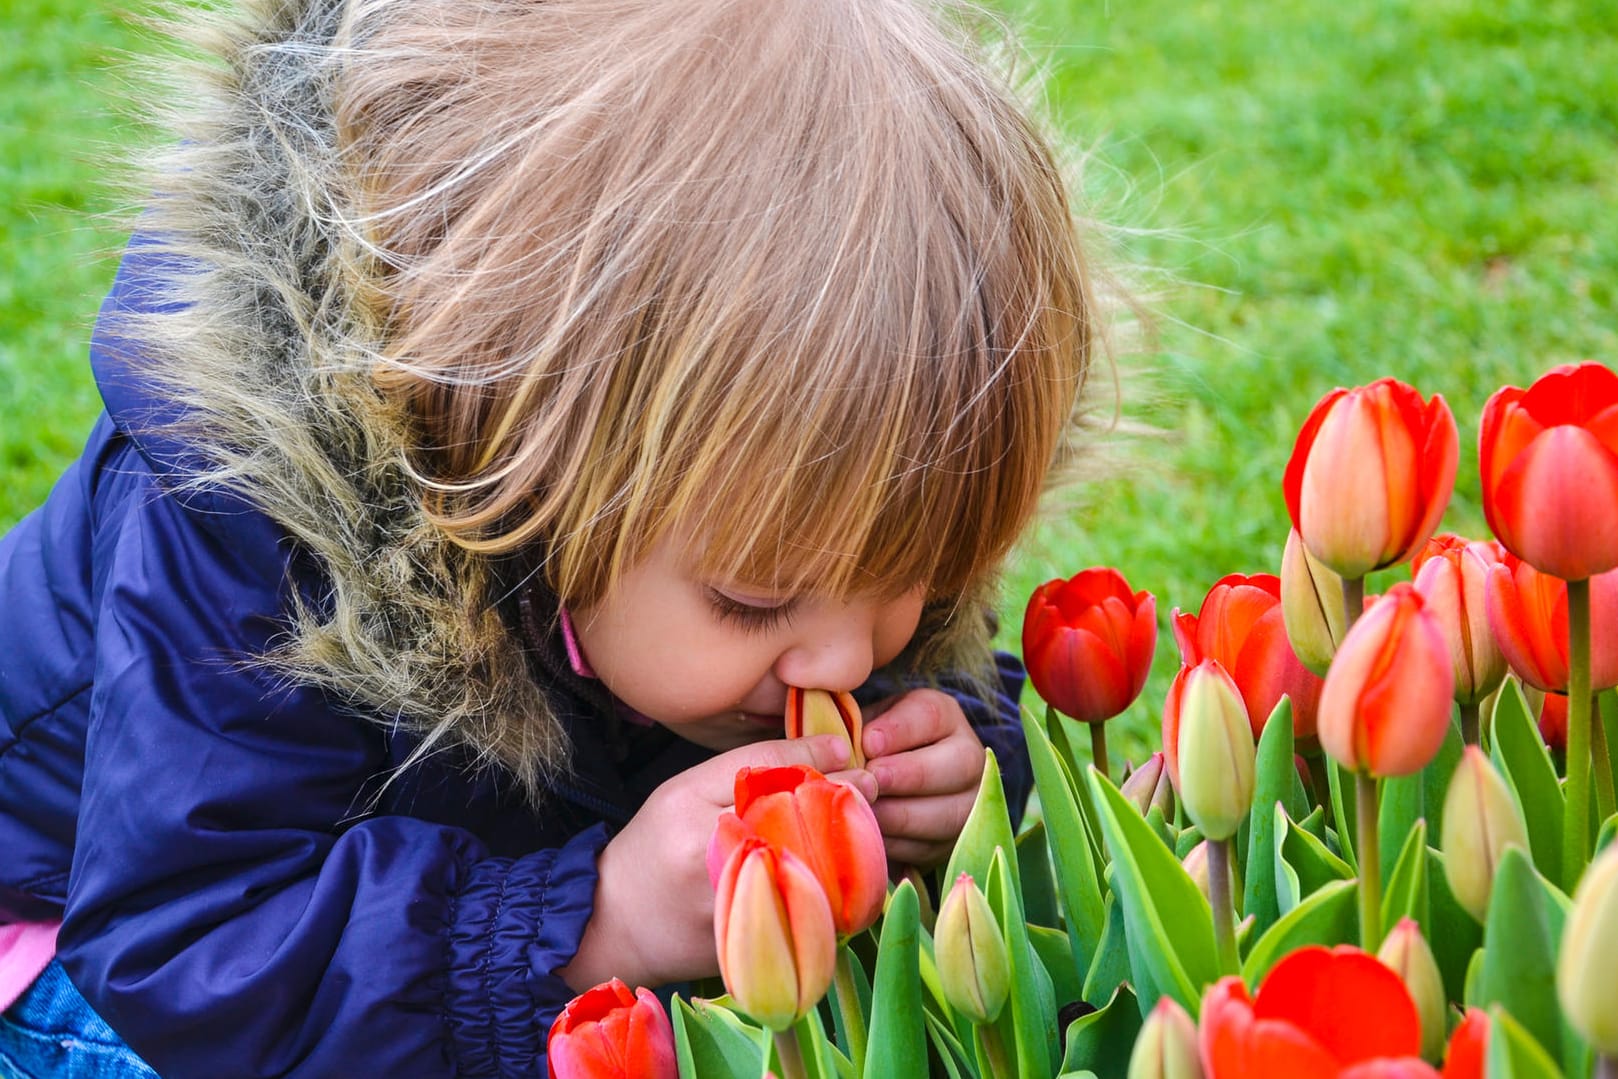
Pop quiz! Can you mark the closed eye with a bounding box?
[707,588,797,634]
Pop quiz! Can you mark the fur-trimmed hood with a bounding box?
[98,0,998,803]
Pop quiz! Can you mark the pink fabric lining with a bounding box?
[557,607,654,726]
[0,921,59,1012]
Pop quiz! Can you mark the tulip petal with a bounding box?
[1516,361,1618,427]
[1301,393,1400,577]
[1400,392,1458,565]
[1441,1008,1488,1079]
[1356,601,1453,776]
[1254,945,1424,1064]
[1284,388,1348,532]
[1492,426,1618,580]
[1485,561,1569,691]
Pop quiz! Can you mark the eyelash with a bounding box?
[707,589,795,634]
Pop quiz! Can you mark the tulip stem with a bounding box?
[1460,701,1480,747]
[1592,693,1616,823]
[1355,771,1382,952]
[1341,575,1366,634]
[1090,721,1110,781]
[975,1022,1014,1079]
[1207,836,1240,976]
[832,945,867,1069]
[774,1026,810,1079]
[1566,577,1593,892]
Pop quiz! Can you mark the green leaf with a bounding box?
[1379,819,1429,931]
[1085,767,1220,1016]
[1017,820,1062,929]
[1476,847,1572,1075]
[1278,804,1354,907]
[1080,891,1146,1010]
[922,1010,976,1079]
[672,996,767,1079]
[1244,699,1300,939]
[1426,846,1484,1005]
[987,848,1059,1078]
[1146,804,1178,852]
[863,881,927,1079]
[1240,878,1358,985]
[1491,680,1565,885]
[1378,771,1425,888]
[784,1008,843,1079]
[943,749,1019,897]
[827,945,871,1069]
[1023,710,1106,978]
[1327,756,1358,870]
[1485,1005,1568,1079]
[1058,982,1143,1078]
[1029,924,1084,1012]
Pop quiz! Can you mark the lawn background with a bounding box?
[5,0,1616,761]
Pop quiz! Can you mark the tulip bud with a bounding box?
[785,687,865,768]
[1317,583,1453,777]
[1181,839,1236,906]
[1411,536,1507,706]
[1558,841,1618,1054]
[1172,660,1256,842]
[547,978,678,1079]
[1439,747,1530,922]
[1127,996,1202,1079]
[933,873,1009,1025]
[713,838,837,1031]
[1121,752,1176,820]
[1282,528,1348,676]
[1377,918,1446,1062]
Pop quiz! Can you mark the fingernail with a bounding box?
[864,730,886,757]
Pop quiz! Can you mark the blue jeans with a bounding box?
[0,961,159,1078]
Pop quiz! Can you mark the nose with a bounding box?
[772,606,878,693]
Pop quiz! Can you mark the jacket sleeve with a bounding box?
[938,651,1032,830]
[59,455,597,1079]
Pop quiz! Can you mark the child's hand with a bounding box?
[861,689,985,871]
[559,733,873,994]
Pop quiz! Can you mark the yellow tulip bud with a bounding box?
[1175,661,1256,842]
[934,873,1009,1025]
[1439,746,1529,922]
[1558,842,1618,1054]
[1281,528,1348,676]
[1127,996,1202,1079]
[1377,917,1446,1062]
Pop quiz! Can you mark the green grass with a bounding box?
[6,0,1617,762]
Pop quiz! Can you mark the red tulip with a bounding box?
[1317,583,1453,777]
[1022,568,1158,723]
[1283,378,1459,579]
[713,837,837,1031]
[1410,534,1508,706]
[1171,573,1323,742]
[1483,555,1618,693]
[1539,692,1568,753]
[707,765,886,938]
[1199,945,1428,1078]
[1440,1009,1488,1079]
[547,978,677,1079]
[1480,361,1618,581]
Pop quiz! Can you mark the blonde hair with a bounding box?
[342,0,1105,616]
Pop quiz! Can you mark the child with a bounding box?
[0,0,1116,1074]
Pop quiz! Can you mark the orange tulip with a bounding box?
[707,765,886,939]
[713,837,837,1031]
[1023,568,1158,724]
[1198,945,1428,1078]
[1172,573,1323,742]
[1440,1009,1488,1079]
[1317,583,1453,777]
[1483,555,1618,693]
[1480,361,1618,582]
[1283,378,1459,579]
[1410,534,1508,706]
[547,978,677,1079]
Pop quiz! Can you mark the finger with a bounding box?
[824,768,880,803]
[882,834,954,870]
[871,791,974,846]
[704,734,853,795]
[867,738,983,799]
[861,691,954,758]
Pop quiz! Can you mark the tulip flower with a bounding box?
[1479,361,1618,582]
[1022,567,1158,725]
[547,978,677,1079]
[1411,535,1508,709]
[1281,528,1349,675]
[1171,573,1323,742]
[934,873,1010,1025]
[707,765,886,939]
[1283,378,1459,579]
[1376,918,1446,1062]
[785,687,865,769]
[713,837,837,1031]
[1129,996,1202,1079]
[1121,751,1176,821]
[1198,945,1427,1077]
[1439,747,1530,923]
[1538,691,1568,753]
[1558,841,1618,1056]
[1483,556,1618,693]
[1440,1009,1488,1079]
[1317,583,1454,777]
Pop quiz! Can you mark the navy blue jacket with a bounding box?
[0,245,1032,1078]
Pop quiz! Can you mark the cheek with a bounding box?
[875,592,927,666]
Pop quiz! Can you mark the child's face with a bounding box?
[570,533,925,751]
